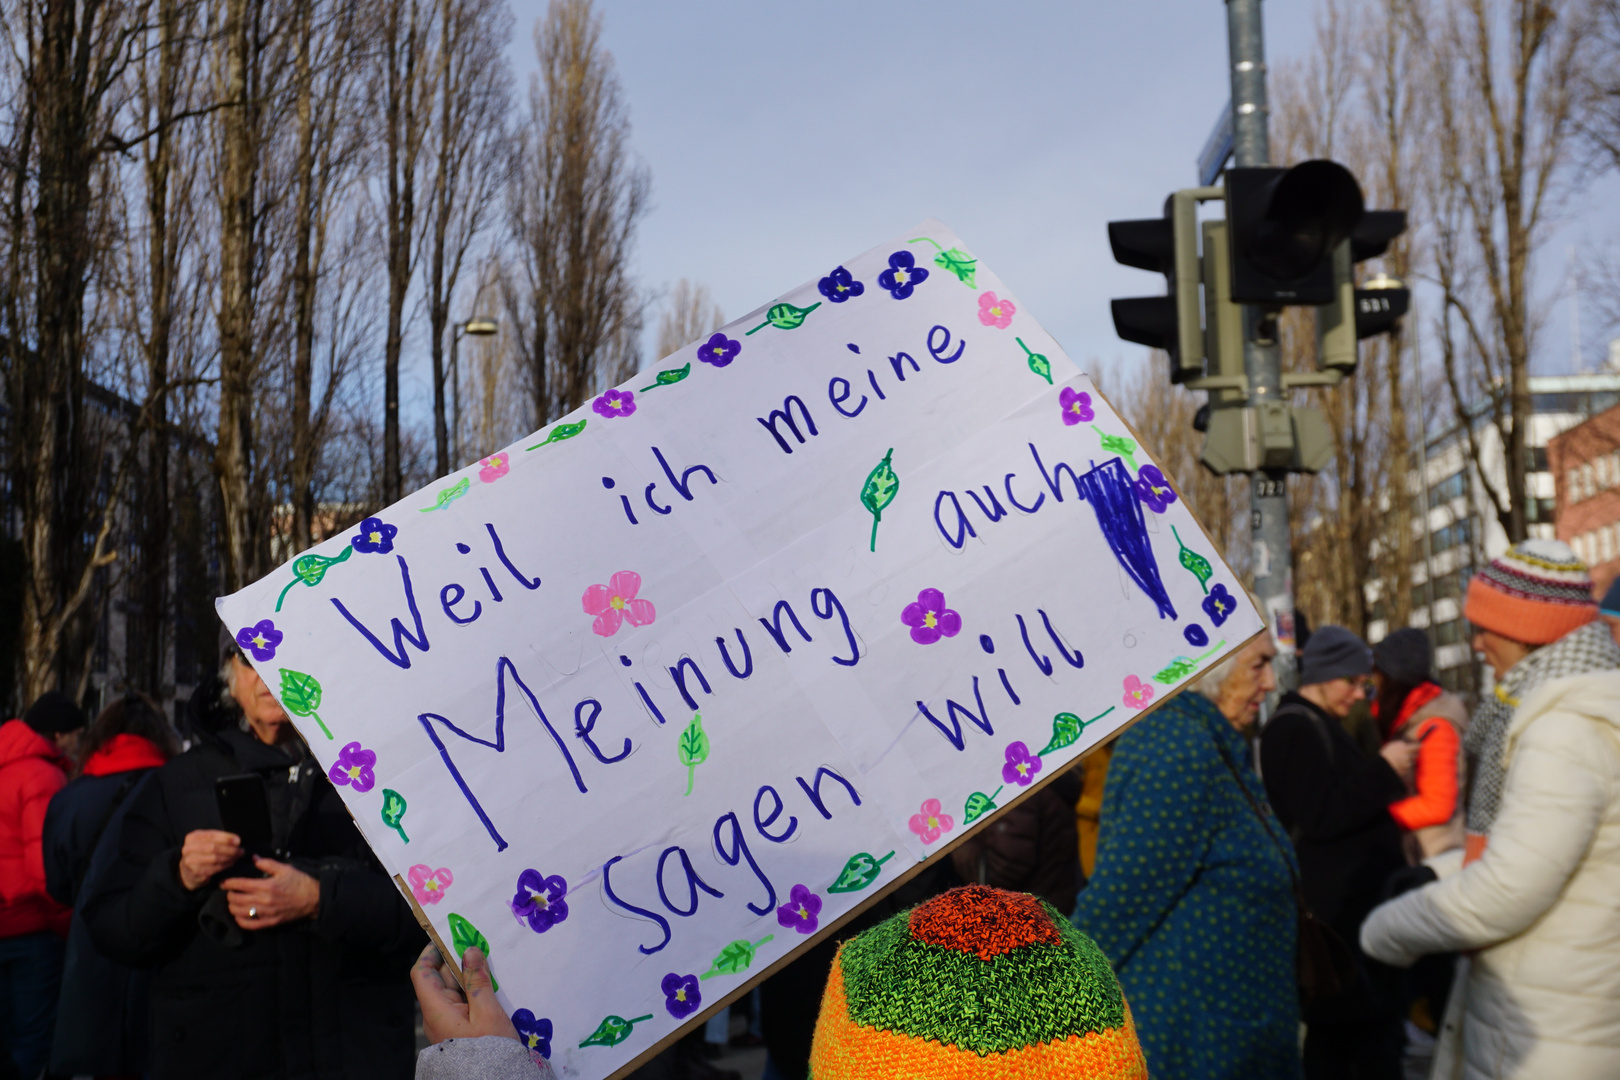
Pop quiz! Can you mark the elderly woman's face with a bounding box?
[232,656,292,745]
[1216,635,1279,732]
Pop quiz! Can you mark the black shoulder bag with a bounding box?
[1211,735,1357,1006]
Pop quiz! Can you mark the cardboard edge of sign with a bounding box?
[361,375,1270,1078]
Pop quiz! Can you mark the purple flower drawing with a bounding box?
[350,516,398,555]
[235,619,283,662]
[511,1010,553,1061]
[592,388,636,419]
[877,250,929,300]
[901,588,962,646]
[510,869,569,934]
[1202,583,1236,627]
[776,884,823,935]
[1059,386,1095,426]
[1002,741,1043,787]
[329,741,376,793]
[1134,464,1178,514]
[698,332,741,368]
[818,265,865,303]
[1184,623,1210,647]
[661,973,702,1019]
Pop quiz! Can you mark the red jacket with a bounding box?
[0,717,73,937]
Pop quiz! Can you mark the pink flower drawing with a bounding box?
[582,571,656,637]
[1122,675,1154,710]
[407,864,453,905]
[478,453,510,484]
[977,291,1016,329]
[908,798,954,845]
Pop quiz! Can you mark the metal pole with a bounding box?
[450,324,462,470]
[1226,0,1298,690]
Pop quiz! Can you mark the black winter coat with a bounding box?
[1259,691,1408,1024]
[43,768,158,1075]
[949,767,1084,914]
[80,727,424,1080]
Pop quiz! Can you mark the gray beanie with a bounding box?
[1372,627,1432,686]
[1298,625,1372,686]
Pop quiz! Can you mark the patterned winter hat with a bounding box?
[808,885,1147,1079]
[1464,539,1597,645]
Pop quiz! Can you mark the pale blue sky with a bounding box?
[499,1,1619,379]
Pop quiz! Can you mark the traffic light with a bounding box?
[1108,190,1204,383]
[1316,210,1410,374]
[1224,160,1365,304]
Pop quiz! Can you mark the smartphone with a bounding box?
[214,773,274,878]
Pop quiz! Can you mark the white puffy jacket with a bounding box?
[1360,670,1620,1080]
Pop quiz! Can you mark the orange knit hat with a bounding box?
[1463,540,1598,645]
[808,885,1147,1079]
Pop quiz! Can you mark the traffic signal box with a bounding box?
[1108,160,1408,476]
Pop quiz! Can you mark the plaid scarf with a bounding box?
[1465,619,1620,835]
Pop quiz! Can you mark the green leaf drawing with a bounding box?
[380,788,409,843]
[579,1013,654,1049]
[275,545,354,611]
[1091,425,1142,474]
[1171,524,1214,594]
[277,668,331,740]
[909,236,977,287]
[420,476,470,513]
[1152,641,1226,685]
[640,362,691,392]
[827,850,895,894]
[1016,337,1052,384]
[964,786,1004,824]
[1037,706,1117,756]
[446,913,497,991]
[860,448,899,553]
[745,301,821,335]
[699,934,774,980]
[678,713,710,796]
[525,419,587,451]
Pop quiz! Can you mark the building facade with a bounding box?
[1369,369,1620,700]
[1550,400,1620,596]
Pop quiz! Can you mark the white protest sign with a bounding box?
[216,220,1262,1080]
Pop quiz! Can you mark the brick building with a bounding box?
[1551,399,1620,597]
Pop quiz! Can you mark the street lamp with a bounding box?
[450,316,499,468]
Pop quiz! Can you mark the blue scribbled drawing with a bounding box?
[1076,457,1177,620]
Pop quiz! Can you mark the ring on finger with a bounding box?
[248,907,258,919]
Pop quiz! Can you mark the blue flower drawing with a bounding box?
[877,250,929,300]
[818,265,865,304]
[1202,583,1236,627]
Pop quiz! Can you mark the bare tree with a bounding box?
[504,0,648,429]
[656,278,723,359]
[1427,0,1592,543]
[423,0,510,477]
[375,0,431,502]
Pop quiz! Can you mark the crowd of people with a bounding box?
[1,537,1618,1080]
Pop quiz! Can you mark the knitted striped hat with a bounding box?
[808,885,1147,1079]
[1464,539,1597,645]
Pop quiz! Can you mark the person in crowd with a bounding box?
[1371,628,1471,862]
[0,691,84,1078]
[1600,576,1620,648]
[951,760,1084,914]
[1073,633,1301,1080]
[810,884,1147,1078]
[412,944,553,1080]
[1259,625,1409,1080]
[81,646,424,1079]
[1362,540,1620,1080]
[42,692,180,1077]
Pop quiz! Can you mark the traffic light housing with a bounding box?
[1316,210,1410,374]
[1224,161,1365,304]
[1108,190,1205,383]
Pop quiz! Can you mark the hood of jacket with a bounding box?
[0,716,69,773]
[1505,669,1620,765]
[81,733,169,777]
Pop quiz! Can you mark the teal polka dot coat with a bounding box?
[1073,690,1301,1080]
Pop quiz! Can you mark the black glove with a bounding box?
[1380,863,1438,903]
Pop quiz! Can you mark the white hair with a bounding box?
[1193,651,1241,701]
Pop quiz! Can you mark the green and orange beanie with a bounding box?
[808,885,1147,1079]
